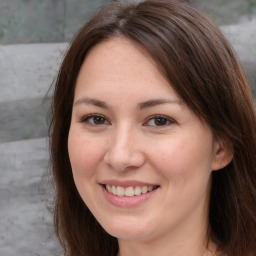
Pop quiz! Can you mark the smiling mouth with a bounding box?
[103,184,159,197]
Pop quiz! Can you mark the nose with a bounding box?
[103,125,145,172]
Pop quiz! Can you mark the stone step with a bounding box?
[0,43,67,143]
[0,138,60,256]
[0,97,50,143]
[0,43,68,102]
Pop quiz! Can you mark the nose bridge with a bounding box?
[104,122,144,171]
[115,122,133,150]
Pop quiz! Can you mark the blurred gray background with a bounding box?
[0,0,255,255]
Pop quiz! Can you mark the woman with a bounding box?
[49,0,256,255]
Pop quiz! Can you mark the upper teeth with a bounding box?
[105,185,155,197]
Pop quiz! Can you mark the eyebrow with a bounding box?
[138,99,182,110]
[73,97,182,109]
[74,97,110,109]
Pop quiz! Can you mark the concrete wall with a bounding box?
[1,0,256,44]
[0,0,111,44]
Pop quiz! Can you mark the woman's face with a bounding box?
[68,38,223,243]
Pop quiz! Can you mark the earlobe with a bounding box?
[211,140,233,171]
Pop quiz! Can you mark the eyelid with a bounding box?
[143,114,176,127]
[80,113,111,126]
[79,113,175,127]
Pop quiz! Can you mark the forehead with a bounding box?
[81,37,158,80]
[74,37,179,102]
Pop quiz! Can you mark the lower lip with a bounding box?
[101,185,158,207]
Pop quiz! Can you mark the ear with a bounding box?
[211,139,233,171]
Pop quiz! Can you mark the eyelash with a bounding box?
[80,114,175,127]
[80,114,110,126]
[143,115,175,127]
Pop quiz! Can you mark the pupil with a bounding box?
[155,118,166,126]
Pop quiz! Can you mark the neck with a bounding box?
[118,238,217,256]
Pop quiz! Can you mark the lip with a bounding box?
[100,179,158,188]
[100,180,159,207]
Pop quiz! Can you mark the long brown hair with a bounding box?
[49,1,256,255]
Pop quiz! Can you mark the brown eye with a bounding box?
[92,116,106,124]
[81,114,110,126]
[154,117,168,126]
[144,115,175,127]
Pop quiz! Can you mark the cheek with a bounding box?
[68,129,103,179]
[151,136,214,217]
[150,134,214,182]
[67,130,106,207]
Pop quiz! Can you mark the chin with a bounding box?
[109,229,150,241]
[100,218,154,241]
